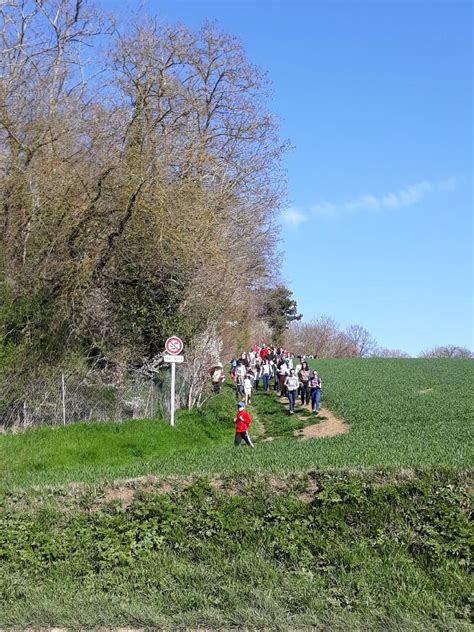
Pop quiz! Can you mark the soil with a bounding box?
[103,479,175,507]
[274,391,348,439]
[261,393,349,441]
[293,401,349,440]
[104,487,137,507]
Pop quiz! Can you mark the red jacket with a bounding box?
[235,409,252,433]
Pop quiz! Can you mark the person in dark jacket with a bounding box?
[298,361,311,406]
[234,401,254,447]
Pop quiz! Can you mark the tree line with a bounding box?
[0,0,290,390]
[284,318,472,358]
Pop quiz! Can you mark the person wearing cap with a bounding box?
[234,401,254,447]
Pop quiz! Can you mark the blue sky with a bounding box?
[99,0,473,355]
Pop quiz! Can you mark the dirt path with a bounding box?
[248,401,266,439]
[278,394,349,439]
[295,404,349,439]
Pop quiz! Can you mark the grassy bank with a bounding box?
[0,383,237,492]
[0,473,471,630]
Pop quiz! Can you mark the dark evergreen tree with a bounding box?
[260,286,302,344]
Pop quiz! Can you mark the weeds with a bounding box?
[0,474,471,629]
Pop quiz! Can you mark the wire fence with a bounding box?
[0,367,186,429]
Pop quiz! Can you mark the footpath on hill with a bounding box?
[250,386,349,442]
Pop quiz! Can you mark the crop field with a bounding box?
[0,358,472,629]
[304,357,473,471]
[1,359,472,491]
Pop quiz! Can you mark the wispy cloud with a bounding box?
[310,177,459,218]
[281,206,309,227]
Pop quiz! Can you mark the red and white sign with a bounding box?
[165,336,184,355]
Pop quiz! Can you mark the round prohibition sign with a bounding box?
[165,336,184,355]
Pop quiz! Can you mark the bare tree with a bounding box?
[285,316,357,358]
[375,348,411,358]
[180,322,222,409]
[285,318,385,358]
[345,324,377,357]
[420,345,472,358]
[0,2,288,412]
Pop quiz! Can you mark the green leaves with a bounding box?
[0,474,471,627]
[1,475,470,574]
[259,285,302,343]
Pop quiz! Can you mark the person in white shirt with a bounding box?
[295,357,302,374]
[211,364,225,394]
[262,359,272,391]
[235,361,246,379]
[244,375,253,405]
[249,351,256,367]
[284,368,299,415]
[235,360,246,400]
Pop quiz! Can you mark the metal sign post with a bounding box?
[170,361,176,428]
[164,337,184,427]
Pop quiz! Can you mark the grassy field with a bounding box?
[0,359,472,629]
[1,359,472,491]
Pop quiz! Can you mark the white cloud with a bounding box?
[281,206,308,227]
[310,177,459,218]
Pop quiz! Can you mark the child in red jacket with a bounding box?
[234,401,254,448]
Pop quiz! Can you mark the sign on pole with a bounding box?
[165,336,184,355]
[164,337,184,427]
[163,354,184,363]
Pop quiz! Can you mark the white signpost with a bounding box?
[164,336,184,427]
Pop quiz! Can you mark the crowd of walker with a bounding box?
[210,344,322,448]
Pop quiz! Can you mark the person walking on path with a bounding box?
[298,361,311,406]
[211,363,225,394]
[278,358,289,396]
[309,370,322,413]
[285,368,299,415]
[234,360,246,400]
[254,361,262,391]
[273,359,279,391]
[234,401,254,447]
[244,374,253,405]
[262,359,272,392]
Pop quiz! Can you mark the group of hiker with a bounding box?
[223,344,323,447]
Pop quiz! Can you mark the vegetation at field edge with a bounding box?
[0,473,471,629]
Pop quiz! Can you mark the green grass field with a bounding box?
[0,359,472,629]
[1,359,472,491]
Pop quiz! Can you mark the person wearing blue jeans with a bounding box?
[284,369,299,415]
[262,359,271,392]
[309,370,322,413]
